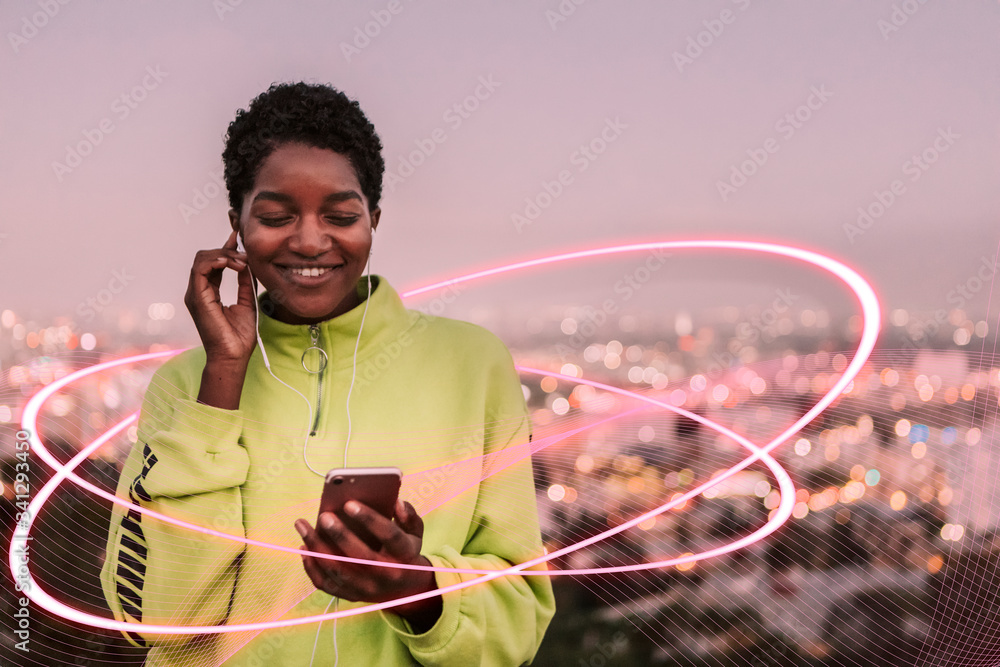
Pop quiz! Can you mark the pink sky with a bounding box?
[2,0,998,334]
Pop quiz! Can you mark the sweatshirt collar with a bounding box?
[254,274,415,372]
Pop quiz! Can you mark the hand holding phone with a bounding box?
[297,468,440,627]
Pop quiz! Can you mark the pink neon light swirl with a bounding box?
[9,239,880,635]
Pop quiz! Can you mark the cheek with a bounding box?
[346,232,373,258]
[244,228,282,258]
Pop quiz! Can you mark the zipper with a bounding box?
[309,324,324,436]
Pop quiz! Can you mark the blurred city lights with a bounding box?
[889,491,907,511]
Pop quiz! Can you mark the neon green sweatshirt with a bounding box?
[100,275,555,666]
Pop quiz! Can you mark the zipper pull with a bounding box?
[302,324,328,373]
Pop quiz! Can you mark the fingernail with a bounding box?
[396,499,405,516]
[294,521,308,538]
[322,514,338,531]
[345,501,360,516]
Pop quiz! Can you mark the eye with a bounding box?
[326,215,359,226]
[258,216,292,226]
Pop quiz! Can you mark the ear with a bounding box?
[370,207,381,233]
[228,209,240,235]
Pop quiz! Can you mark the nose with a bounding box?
[287,215,334,258]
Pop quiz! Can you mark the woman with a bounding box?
[101,82,554,666]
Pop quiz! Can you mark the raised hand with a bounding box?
[184,229,258,366]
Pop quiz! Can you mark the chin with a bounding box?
[294,304,340,320]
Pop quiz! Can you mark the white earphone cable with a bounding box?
[241,227,374,666]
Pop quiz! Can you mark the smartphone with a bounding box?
[318,467,402,550]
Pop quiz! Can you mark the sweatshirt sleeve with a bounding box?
[380,344,556,666]
[100,358,251,648]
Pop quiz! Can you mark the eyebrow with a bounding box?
[251,190,364,205]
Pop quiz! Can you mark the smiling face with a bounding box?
[229,142,380,325]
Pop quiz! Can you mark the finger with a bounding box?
[397,500,425,540]
[190,258,236,312]
[297,519,365,596]
[223,228,250,267]
[300,550,330,591]
[296,523,338,588]
[193,251,245,285]
[185,260,224,317]
[345,501,416,559]
[223,228,239,250]
[315,511,380,561]
[301,550,351,596]
[226,230,249,265]
[212,250,247,270]
[295,518,345,566]
[204,259,247,288]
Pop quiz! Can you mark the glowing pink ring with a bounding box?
[10,239,879,634]
[8,366,785,571]
[8,356,792,633]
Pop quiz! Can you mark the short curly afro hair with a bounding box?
[222,82,385,213]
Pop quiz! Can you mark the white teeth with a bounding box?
[290,267,329,277]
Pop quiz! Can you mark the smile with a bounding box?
[279,265,343,286]
[289,267,331,277]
